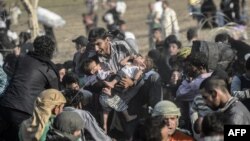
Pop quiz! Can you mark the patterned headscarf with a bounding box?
[19,89,66,141]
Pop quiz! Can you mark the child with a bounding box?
[82,57,138,133]
[104,55,146,89]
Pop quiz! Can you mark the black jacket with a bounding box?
[0,52,59,115]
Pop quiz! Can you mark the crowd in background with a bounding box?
[0,0,250,141]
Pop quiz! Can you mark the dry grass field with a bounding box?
[6,0,250,63]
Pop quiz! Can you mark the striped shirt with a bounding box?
[98,40,136,73]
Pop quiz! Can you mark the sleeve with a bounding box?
[176,80,197,101]
[116,40,137,56]
[230,76,250,100]
[80,110,112,141]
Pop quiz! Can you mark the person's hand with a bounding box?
[117,76,134,89]
[102,87,112,96]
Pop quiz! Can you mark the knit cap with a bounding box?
[152,100,181,117]
[53,111,84,134]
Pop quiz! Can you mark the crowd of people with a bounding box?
[0,0,250,141]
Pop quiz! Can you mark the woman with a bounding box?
[19,89,66,141]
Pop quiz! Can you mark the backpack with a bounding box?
[191,40,236,71]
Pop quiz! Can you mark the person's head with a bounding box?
[162,0,169,9]
[148,49,161,62]
[72,35,88,52]
[53,111,84,140]
[187,27,198,42]
[82,56,101,75]
[66,90,93,109]
[215,33,230,43]
[211,68,230,89]
[18,89,66,141]
[164,35,180,55]
[36,89,66,116]
[152,100,181,135]
[153,29,162,41]
[19,31,31,46]
[117,20,126,32]
[62,73,80,92]
[144,116,169,141]
[185,52,208,78]
[56,63,67,82]
[201,112,224,140]
[33,35,55,59]
[144,56,155,71]
[199,77,231,111]
[168,40,181,56]
[170,67,182,85]
[88,27,111,56]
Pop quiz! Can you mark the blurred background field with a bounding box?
[6,0,250,63]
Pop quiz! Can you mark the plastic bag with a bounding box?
[37,7,66,28]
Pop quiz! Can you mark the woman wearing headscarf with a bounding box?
[19,89,66,141]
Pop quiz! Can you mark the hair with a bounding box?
[202,112,224,136]
[82,56,99,75]
[145,56,156,70]
[19,32,31,45]
[133,116,166,141]
[187,27,198,41]
[188,52,208,71]
[33,35,55,59]
[200,76,228,95]
[55,63,66,72]
[62,73,79,88]
[164,35,182,49]
[215,33,230,43]
[88,27,110,42]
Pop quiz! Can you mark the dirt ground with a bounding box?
[7,0,250,63]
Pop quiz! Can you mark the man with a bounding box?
[176,52,212,132]
[200,76,250,124]
[64,107,113,141]
[19,89,66,141]
[72,35,88,75]
[151,100,194,141]
[186,27,199,43]
[46,111,84,141]
[88,27,162,107]
[62,73,93,112]
[88,27,162,139]
[161,0,180,38]
[0,35,59,141]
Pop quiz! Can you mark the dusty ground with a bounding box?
[7,0,250,63]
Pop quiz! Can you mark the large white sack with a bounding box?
[116,1,126,15]
[37,7,66,28]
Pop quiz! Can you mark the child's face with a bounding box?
[170,71,181,84]
[168,43,179,56]
[89,61,101,75]
[133,56,146,68]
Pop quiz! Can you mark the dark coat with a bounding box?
[220,97,250,125]
[0,52,59,115]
